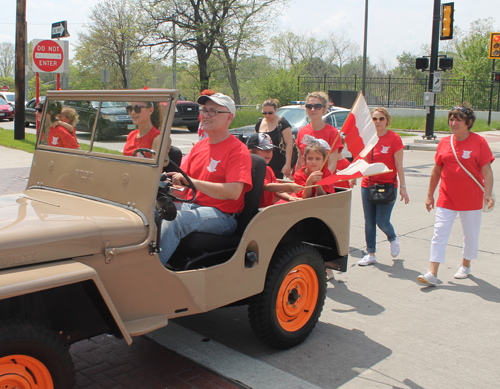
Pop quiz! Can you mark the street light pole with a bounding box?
[424,0,442,139]
[361,0,368,96]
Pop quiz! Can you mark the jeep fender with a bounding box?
[0,260,132,345]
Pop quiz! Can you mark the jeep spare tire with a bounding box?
[248,244,327,349]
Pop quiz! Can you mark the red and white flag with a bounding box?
[341,92,378,161]
[316,160,391,186]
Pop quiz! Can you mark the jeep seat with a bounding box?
[169,154,266,269]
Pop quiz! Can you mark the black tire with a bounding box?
[0,319,75,388]
[187,125,198,133]
[8,118,14,121]
[25,121,31,127]
[248,244,327,349]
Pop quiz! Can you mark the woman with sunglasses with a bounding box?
[255,99,293,178]
[418,105,494,286]
[357,107,409,267]
[296,91,343,174]
[123,102,161,158]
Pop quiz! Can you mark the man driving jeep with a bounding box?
[158,93,253,265]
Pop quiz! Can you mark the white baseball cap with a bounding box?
[197,93,236,115]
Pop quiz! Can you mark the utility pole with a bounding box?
[14,0,26,140]
[424,0,441,140]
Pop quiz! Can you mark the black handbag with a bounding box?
[367,148,396,204]
[368,183,396,204]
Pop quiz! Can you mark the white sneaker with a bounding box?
[358,254,377,266]
[326,269,334,280]
[454,265,471,279]
[417,270,437,286]
[389,237,400,258]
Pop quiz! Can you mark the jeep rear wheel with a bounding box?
[0,319,75,389]
[248,244,327,349]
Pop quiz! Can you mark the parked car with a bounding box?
[0,92,16,107]
[229,104,350,139]
[0,97,14,121]
[25,97,45,127]
[0,89,352,387]
[64,100,135,140]
[173,95,200,132]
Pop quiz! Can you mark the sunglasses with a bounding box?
[126,105,149,114]
[305,103,323,110]
[262,111,274,115]
[372,117,386,122]
[451,106,470,114]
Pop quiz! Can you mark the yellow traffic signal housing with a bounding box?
[489,33,500,59]
[440,3,454,41]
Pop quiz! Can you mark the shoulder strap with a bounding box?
[450,135,485,192]
[255,118,262,132]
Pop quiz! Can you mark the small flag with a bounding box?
[341,92,378,161]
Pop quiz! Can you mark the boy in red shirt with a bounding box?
[246,133,302,207]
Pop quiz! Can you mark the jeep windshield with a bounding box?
[31,90,178,221]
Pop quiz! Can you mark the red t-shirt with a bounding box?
[296,123,343,154]
[123,127,160,158]
[334,158,351,189]
[292,166,334,198]
[181,135,253,214]
[361,130,404,188]
[260,166,278,208]
[47,125,80,149]
[436,133,494,211]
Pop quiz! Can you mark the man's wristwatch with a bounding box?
[400,185,406,188]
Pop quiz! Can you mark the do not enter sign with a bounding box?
[32,39,69,74]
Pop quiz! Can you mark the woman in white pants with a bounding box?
[418,106,495,286]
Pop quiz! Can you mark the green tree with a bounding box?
[0,43,15,78]
[74,0,151,89]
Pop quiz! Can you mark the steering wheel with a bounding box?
[158,161,196,203]
[133,148,156,158]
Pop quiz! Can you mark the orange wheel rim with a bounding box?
[0,355,54,389]
[276,264,319,332]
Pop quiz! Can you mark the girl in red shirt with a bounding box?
[123,102,160,158]
[293,139,334,199]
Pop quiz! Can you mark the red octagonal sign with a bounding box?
[33,40,64,72]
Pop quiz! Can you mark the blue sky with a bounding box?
[2,0,499,67]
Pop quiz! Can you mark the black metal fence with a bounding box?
[298,75,500,111]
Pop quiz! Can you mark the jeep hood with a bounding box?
[0,189,148,269]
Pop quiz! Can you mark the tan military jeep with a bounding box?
[0,90,351,388]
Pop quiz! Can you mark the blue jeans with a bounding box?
[361,186,397,254]
[158,203,238,265]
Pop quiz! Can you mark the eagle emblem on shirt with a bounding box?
[381,145,390,154]
[207,158,221,172]
[462,150,472,159]
[51,137,59,146]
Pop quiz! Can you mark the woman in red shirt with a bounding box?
[358,107,409,266]
[418,106,495,286]
[123,102,160,158]
[295,91,343,175]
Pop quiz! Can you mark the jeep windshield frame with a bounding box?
[28,89,178,228]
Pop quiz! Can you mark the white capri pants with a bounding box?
[430,207,482,263]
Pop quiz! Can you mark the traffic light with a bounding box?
[440,3,454,40]
[489,33,500,59]
[439,57,453,71]
[493,72,500,83]
[416,57,429,70]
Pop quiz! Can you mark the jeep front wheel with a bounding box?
[248,244,327,349]
[0,319,75,389]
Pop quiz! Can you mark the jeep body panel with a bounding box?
[0,260,132,344]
